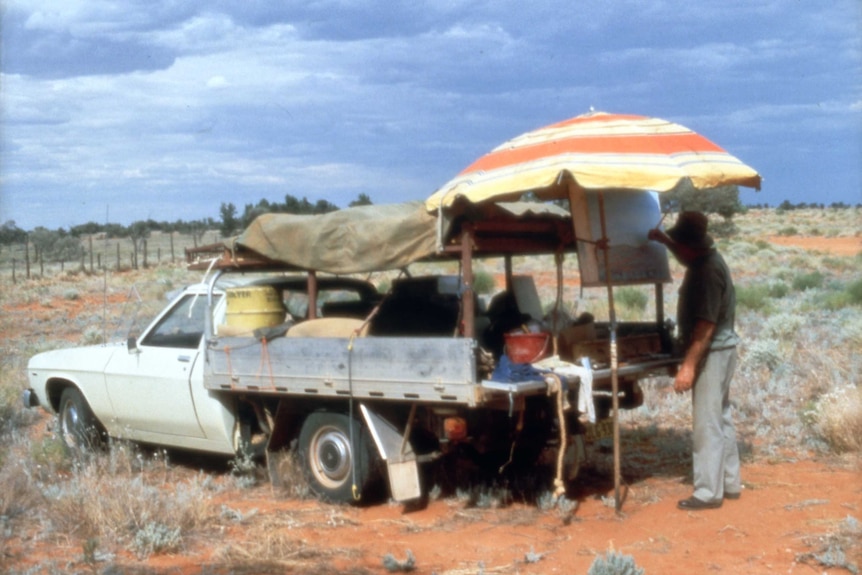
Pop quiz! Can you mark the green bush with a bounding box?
[778,226,798,236]
[768,282,789,298]
[792,271,825,291]
[736,284,771,312]
[472,270,496,295]
[848,278,862,305]
[615,287,648,313]
[820,291,853,311]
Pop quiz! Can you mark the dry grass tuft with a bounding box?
[215,530,365,573]
[41,443,216,554]
[811,384,862,453]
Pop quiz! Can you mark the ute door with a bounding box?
[104,293,217,440]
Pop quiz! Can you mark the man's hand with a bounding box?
[647,228,667,243]
[675,319,716,394]
[674,363,696,393]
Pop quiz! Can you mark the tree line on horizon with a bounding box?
[0,189,857,267]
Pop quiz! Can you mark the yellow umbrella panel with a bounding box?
[427,111,761,513]
[426,111,761,211]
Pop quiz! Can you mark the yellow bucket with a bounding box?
[225,286,285,330]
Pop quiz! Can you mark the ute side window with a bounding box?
[141,294,221,349]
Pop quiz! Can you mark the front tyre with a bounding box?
[298,411,380,504]
[58,387,104,453]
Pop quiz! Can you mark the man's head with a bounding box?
[666,211,714,252]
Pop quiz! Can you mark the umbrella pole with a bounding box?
[597,192,623,514]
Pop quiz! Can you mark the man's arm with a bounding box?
[675,319,716,393]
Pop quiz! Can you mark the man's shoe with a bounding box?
[677,496,722,510]
[724,492,741,500]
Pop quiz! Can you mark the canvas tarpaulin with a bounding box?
[231,201,446,274]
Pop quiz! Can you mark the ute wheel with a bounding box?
[58,387,104,453]
[298,411,380,504]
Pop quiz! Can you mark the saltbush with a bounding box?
[745,338,783,371]
[588,550,645,575]
[133,521,183,558]
[762,313,804,339]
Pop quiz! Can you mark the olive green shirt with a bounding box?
[677,250,740,350]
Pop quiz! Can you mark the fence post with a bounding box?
[25,237,31,280]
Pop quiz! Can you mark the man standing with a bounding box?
[648,211,742,510]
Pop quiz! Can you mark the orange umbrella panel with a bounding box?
[426,111,762,211]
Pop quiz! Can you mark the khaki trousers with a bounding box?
[692,346,741,502]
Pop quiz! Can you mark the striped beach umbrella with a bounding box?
[426,111,761,210]
[427,111,761,514]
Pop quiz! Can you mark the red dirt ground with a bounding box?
[4,447,859,574]
[767,235,861,256]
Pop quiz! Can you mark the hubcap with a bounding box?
[311,427,352,488]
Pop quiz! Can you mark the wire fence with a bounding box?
[0,230,223,284]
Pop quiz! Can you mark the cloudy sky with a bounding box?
[1,0,860,231]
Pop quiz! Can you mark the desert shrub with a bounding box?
[848,278,862,305]
[0,447,43,521]
[472,270,496,294]
[792,271,825,291]
[768,282,789,298]
[762,313,805,339]
[41,446,213,546]
[615,287,648,313]
[820,290,853,311]
[778,226,798,236]
[744,338,783,371]
[588,549,645,575]
[229,448,260,489]
[736,284,771,312]
[811,385,862,453]
[133,521,183,558]
[81,326,104,345]
[710,219,737,238]
[755,239,770,250]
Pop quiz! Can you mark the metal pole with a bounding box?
[597,192,623,513]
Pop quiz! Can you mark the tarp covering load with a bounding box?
[232,201,445,274]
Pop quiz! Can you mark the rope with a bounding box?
[256,337,276,390]
[546,373,568,498]
[347,331,360,501]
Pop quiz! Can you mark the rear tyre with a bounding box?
[298,411,380,504]
[58,387,104,453]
